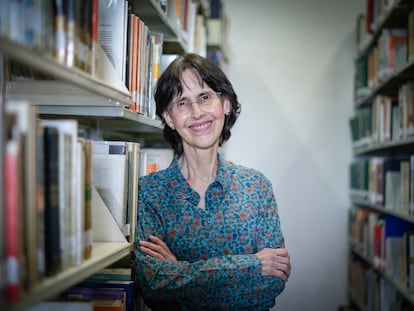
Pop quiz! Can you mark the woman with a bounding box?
[134,53,291,310]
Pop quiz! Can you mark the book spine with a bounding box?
[91,0,99,75]
[36,122,46,281]
[43,127,61,276]
[84,140,93,260]
[65,0,76,67]
[5,140,20,303]
[53,0,66,63]
[409,11,414,62]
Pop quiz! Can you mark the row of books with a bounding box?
[0,0,228,116]
[354,19,414,101]
[349,208,414,294]
[355,0,409,52]
[0,0,99,74]
[366,0,400,34]
[126,13,163,117]
[27,268,141,311]
[98,0,163,115]
[348,252,413,310]
[2,99,174,304]
[0,1,174,118]
[349,80,414,148]
[4,100,95,302]
[166,0,206,56]
[350,156,414,216]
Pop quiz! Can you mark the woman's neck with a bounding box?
[179,151,218,183]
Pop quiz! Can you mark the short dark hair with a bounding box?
[154,53,241,155]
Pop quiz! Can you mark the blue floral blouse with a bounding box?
[133,153,286,311]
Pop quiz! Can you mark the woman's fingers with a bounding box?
[139,235,177,262]
[255,248,291,281]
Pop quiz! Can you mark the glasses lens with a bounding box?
[171,92,221,114]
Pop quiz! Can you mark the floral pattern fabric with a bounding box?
[133,153,286,311]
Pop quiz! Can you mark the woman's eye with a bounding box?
[200,94,210,101]
[176,101,187,107]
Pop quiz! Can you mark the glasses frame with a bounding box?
[168,91,222,114]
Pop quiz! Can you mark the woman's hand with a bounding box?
[254,248,291,282]
[139,235,177,262]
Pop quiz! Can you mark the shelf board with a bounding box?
[6,80,163,134]
[351,199,414,224]
[131,0,176,39]
[131,0,187,54]
[0,37,132,106]
[37,105,163,134]
[353,136,414,155]
[6,242,131,311]
[355,59,414,107]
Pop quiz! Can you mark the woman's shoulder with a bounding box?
[138,167,171,187]
[224,159,270,183]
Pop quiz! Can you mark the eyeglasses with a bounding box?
[169,91,222,114]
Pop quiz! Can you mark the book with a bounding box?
[185,0,197,53]
[0,0,9,38]
[139,148,174,176]
[76,0,93,74]
[36,122,46,281]
[400,81,414,138]
[149,31,163,119]
[26,301,94,311]
[79,279,135,311]
[138,21,149,115]
[377,28,407,82]
[91,141,129,236]
[93,299,124,311]
[411,155,414,216]
[384,215,414,285]
[65,0,76,67]
[400,160,410,216]
[83,139,93,260]
[5,136,21,303]
[91,186,126,243]
[125,142,140,243]
[91,0,100,75]
[43,126,61,276]
[409,11,414,62]
[59,286,126,310]
[88,268,133,282]
[41,119,79,270]
[98,0,128,83]
[127,14,139,111]
[382,157,402,208]
[193,14,207,57]
[408,232,414,293]
[53,0,67,63]
[6,100,38,291]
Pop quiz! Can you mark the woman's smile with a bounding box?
[189,120,212,132]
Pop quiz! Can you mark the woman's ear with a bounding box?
[223,98,231,115]
[163,111,174,129]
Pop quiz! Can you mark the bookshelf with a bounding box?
[0,0,217,310]
[348,0,414,309]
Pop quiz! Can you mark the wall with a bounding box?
[222,0,364,310]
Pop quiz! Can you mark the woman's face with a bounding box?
[163,69,230,154]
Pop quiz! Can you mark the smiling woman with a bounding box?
[133,53,291,311]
